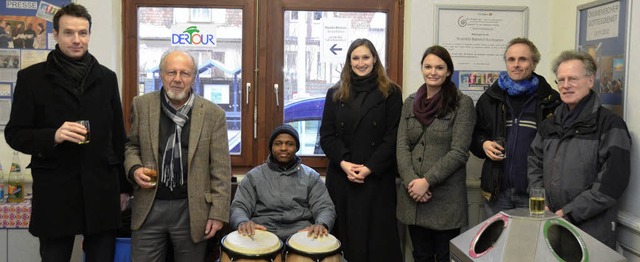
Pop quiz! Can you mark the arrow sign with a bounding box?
[323,18,350,63]
[330,44,342,55]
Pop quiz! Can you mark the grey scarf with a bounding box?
[160,91,195,191]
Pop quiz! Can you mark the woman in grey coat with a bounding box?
[396,46,475,262]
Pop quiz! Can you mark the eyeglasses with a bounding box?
[163,70,194,79]
[555,75,589,86]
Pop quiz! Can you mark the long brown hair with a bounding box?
[421,45,459,116]
[333,38,398,102]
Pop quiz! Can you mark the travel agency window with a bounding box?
[122,0,403,171]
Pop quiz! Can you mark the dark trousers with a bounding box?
[408,225,460,262]
[39,230,116,262]
[131,199,206,262]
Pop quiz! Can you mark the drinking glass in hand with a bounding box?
[76,120,90,144]
[495,137,506,158]
[529,188,545,216]
[143,163,158,186]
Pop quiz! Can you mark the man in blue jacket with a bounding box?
[471,38,560,217]
[528,50,631,248]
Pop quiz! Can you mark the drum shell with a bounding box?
[220,232,283,262]
[285,233,341,262]
[220,250,283,262]
[285,251,340,262]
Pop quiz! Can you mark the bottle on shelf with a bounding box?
[0,162,5,203]
[7,151,24,203]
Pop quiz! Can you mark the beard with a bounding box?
[166,87,190,102]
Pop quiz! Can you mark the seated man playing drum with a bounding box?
[230,125,336,240]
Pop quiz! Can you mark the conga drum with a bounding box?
[220,230,283,262]
[285,232,341,262]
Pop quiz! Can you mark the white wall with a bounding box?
[403,0,553,96]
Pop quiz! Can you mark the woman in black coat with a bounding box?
[319,38,403,262]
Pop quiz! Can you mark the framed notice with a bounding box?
[435,5,528,103]
[577,0,629,118]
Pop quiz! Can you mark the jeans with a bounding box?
[484,187,529,218]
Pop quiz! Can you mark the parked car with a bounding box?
[228,96,325,155]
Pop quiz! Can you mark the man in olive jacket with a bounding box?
[125,49,231,261]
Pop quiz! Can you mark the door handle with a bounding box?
[245,82,251,105]
[274,84,279,107]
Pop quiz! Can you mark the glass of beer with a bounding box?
[529,188,545,216]
[76,120,90,144]
[143,163,158,186]
[495,137,506,158]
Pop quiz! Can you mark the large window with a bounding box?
[282,10,388,157]
[122,0,403,169]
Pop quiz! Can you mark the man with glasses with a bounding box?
[528,50,631,248]
[125,49,232,260]
[471,38,561,217]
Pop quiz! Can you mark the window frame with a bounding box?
[121,0,403,171]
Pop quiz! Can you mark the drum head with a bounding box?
[222,230,282,257]
[286,231,340,254]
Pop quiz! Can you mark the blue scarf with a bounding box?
[497,71,539,96]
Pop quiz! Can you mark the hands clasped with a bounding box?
[407,177,432,203]
[340,160,370,183]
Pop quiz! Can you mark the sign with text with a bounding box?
[577,0,628,117]
[436,5,528,71]
[322,18,349,63]
[585,1,619,41]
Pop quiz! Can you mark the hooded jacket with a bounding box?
[528,91,631,248]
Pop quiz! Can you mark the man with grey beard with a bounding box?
[124,49,232,261]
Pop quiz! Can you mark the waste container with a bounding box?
[450,208,626,262]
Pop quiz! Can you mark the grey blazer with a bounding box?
[124,91,231,242]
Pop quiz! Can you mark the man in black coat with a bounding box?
[4,3,131,261]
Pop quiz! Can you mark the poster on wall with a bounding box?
[0,0,72,128]
[435,5,528,103]
[577,0,629,118]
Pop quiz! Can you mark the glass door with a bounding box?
[263,0,402,168]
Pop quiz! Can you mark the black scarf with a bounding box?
[350,70,378,113]
[561,91,593,130]
[50,44,95,94]
[350,71,378,94]
[160,89,195,191]
[413,84,442,126]
[267,154,301,172]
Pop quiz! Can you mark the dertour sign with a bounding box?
[171,24,217,46]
